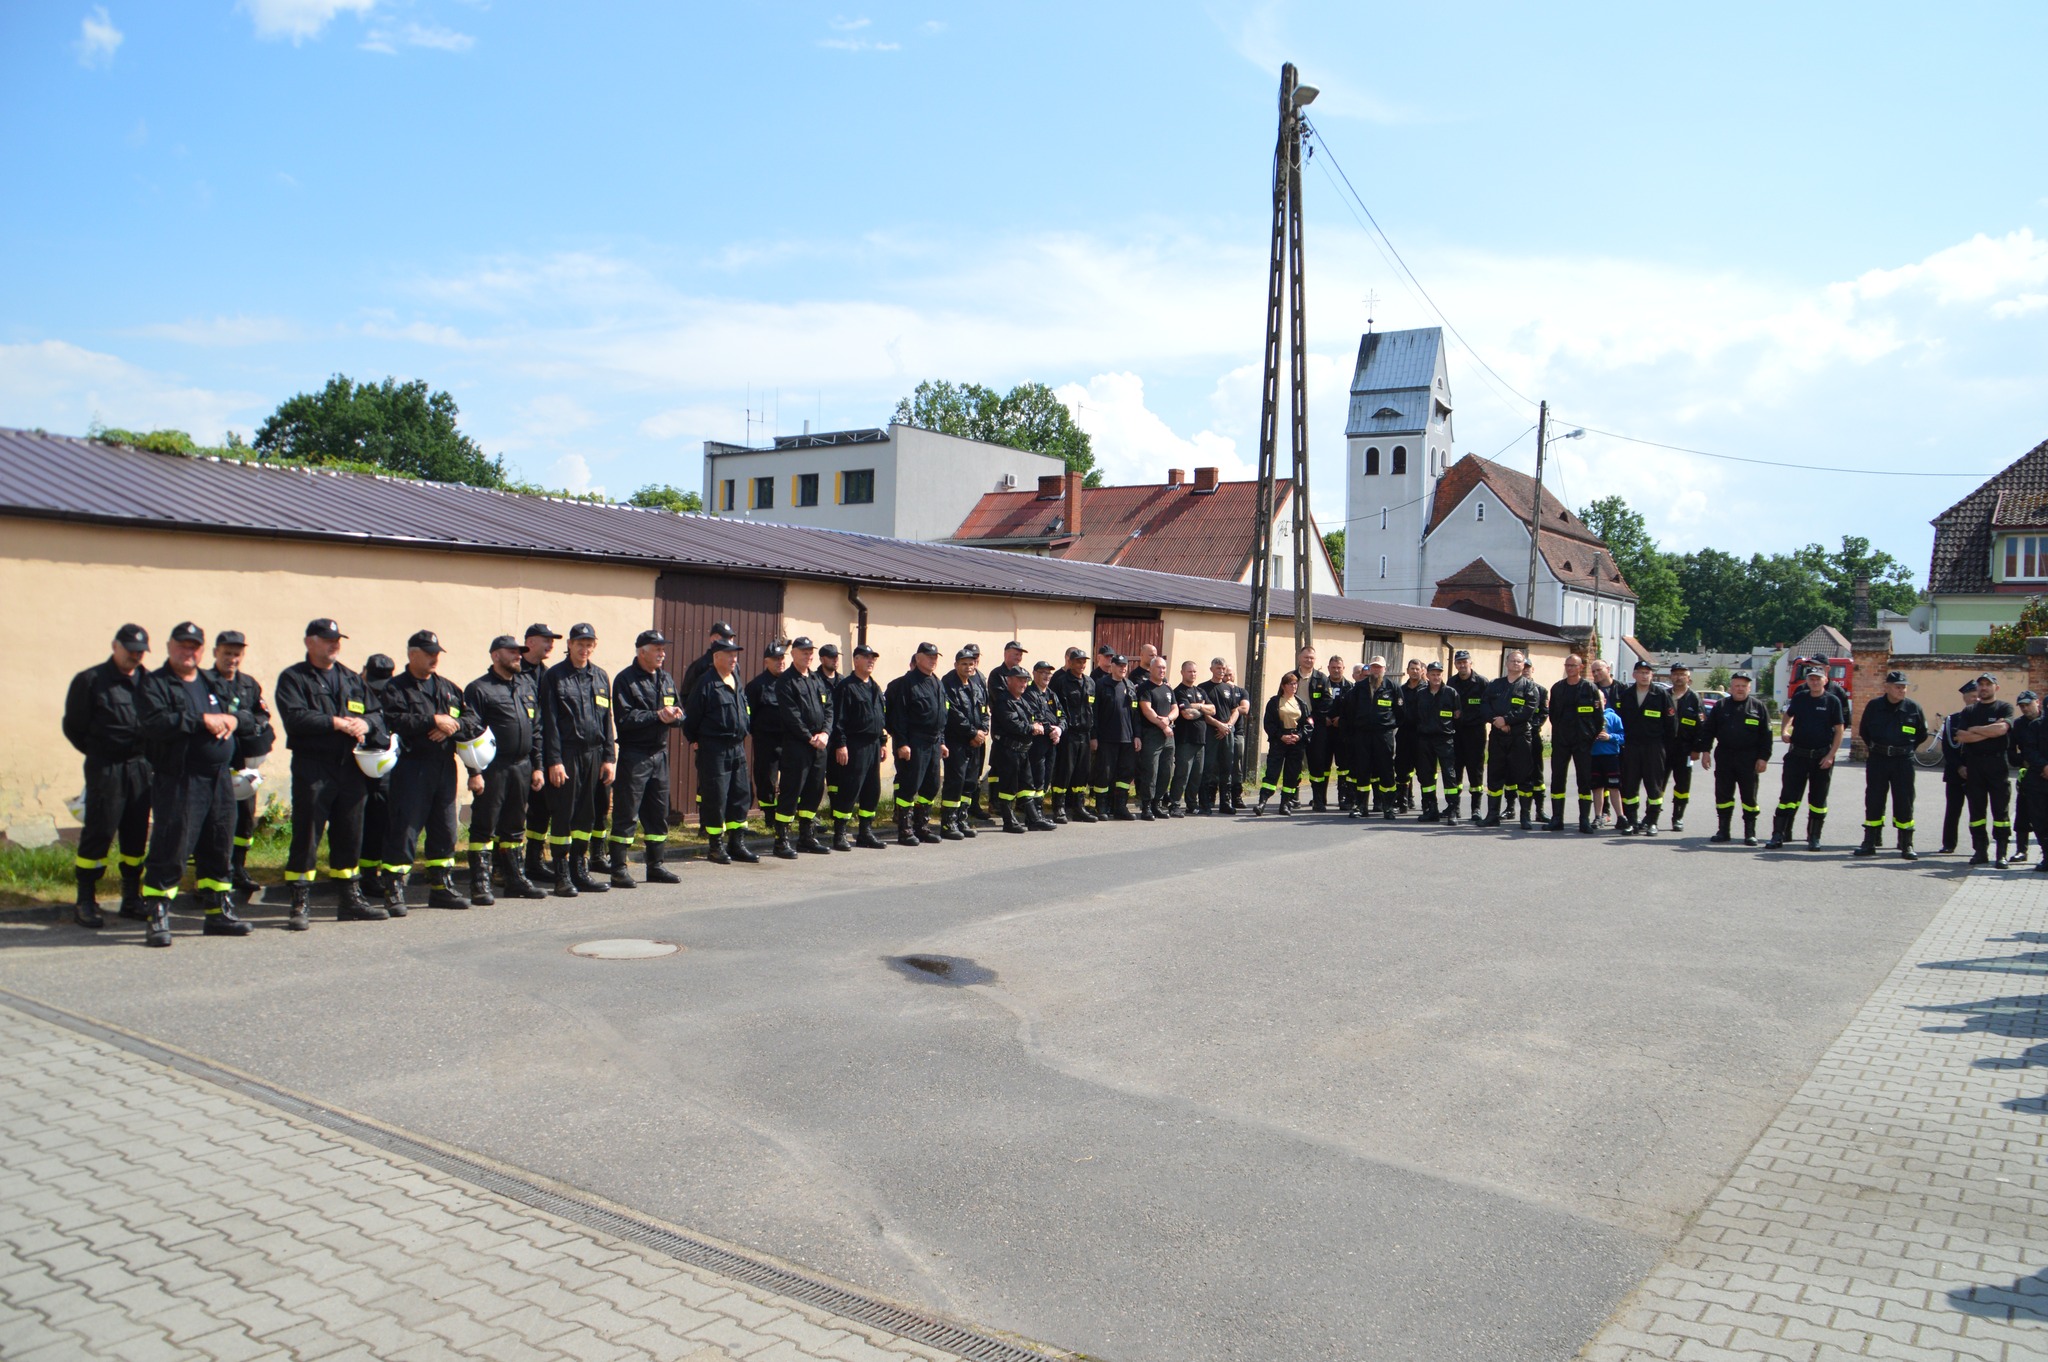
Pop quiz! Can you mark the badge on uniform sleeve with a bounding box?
[1902,725,1916,734]
[595,695,609,707]
[1578,705,1595,713]
[1745,717,1760,725]
[449,705,461,718]
[663,695,676,708]
[347,699,365,713]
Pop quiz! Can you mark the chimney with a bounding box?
[1064,469,1083,535]
[1191,466,1220,494]
[1166,468,1186,487]
[1036,474,1065,499]
[1852,575,1871,630]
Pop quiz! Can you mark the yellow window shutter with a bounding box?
[835,471,844,504]
[747,478,756,510]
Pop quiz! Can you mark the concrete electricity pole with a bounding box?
[1526,400,1548,619]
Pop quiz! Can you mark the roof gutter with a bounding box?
[847,581,869,649]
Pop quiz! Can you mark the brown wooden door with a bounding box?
[656,572,785,828]
[1093,615,1163,664]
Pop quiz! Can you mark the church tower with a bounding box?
[1343,326,1452,604]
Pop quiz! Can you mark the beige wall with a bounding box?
[3,518,653,840]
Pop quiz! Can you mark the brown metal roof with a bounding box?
[0,428,1561,645]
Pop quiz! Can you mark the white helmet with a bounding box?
[241,751,268,770]
[353,740,399,779]
[457,728,497,773]
[65,788,87,821]
[231,768,264,801]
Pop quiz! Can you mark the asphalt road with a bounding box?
[0,767,1969,1362]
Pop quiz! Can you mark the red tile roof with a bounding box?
[1431,557,1518,614]
[1430,454,1635,600]
[1930,435,2048,593]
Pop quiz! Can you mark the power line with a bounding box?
[1569,423,1994,477]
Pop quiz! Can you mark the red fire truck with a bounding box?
[1785,654,1854,706]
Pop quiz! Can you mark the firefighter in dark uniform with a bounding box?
[680,621,734,698]
[1395,659,1426,811]
[886,641,950,844]
[995,667,1056,827]
[1546,653,1606,834]
[814,643,842,821]
[984,641,1028,816]
[1026,659,1066,826]
[517,623,560,886]
[540,622,616,896]
[63,623,153,928]
[682,637,757,865]
[202,630,273,897]
[1302,652,1345,812]
[608,629,685,885]
[2015,691,2042,862]
[1212,664,1252,814]
[1194,659,1233,815]
[940,647,990,840]
[1339,656,1401,818]
[1614,658,1676,836]
[1092,653,1139,820]
[744,641,789,818]
[1954,671,2017,866]
[380,630,480,912]
[828,644,889,851]
[357,652,397,897]
[275,619,383,929]
[772,636,835,859]
[1665,664,1705,831]
[1447,650,1490,820]
[2017,691,2048,872]
[1856,668,1927,861]
[1480,650,1545,829]
[1938,681,1974,853]
[136,623,249,947]
[1050,647,1097,823]
[1700,670,1772,844]
[1770,665,1847,850]
[1410,661,1462,824]
[463,635,547,903]
[1166,659,1212,817]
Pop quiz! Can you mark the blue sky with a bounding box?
[4,2,2046,583]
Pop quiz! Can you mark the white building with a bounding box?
[1343,326,1638,670]
[702,424,1065,542]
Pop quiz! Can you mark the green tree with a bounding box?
[1706,665,1733,690]
[1743,551,1835,646]
[1979,596,2048,654]
[255,375,504,486]
[1576,495,1687,648]
[893,379,1102,487]
[1673,547,1751,650]
[1323,528,1345,585]
[1805,535,1919,623]
[627,484,703,514]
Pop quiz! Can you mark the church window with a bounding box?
[1379,555,1388,579]
[1364,446,1380,476]
[1380,507,1387,530]
[1392,445,1407,475]
[1476,500,1485,523]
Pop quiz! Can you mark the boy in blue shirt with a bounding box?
[1591,698,1626,828]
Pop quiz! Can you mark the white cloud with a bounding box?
[127,315,301,347]
[362,21,475,53]
[75,7,122,68]
[1226,1,1418,124]
[546,453,599,496]
[240,0,375,43]
[819,37,899,52]
[514,394,596,438]
[0,340,260,440]
[828,16,871,30]
[1058,372,1252,486]
[640,404,742,443]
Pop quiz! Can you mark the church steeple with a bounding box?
[1342,327,1451,603]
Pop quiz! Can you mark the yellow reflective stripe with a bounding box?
[284,870,317,882]
[117,852,146,867]
[194,878,232,892]
[324,867,359,879]
[232,837,254,848]
[141,885,176,899]
[74,855,105,870]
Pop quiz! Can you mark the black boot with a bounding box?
[73,869,104,929]
[915,808,943,844]
[797,820,832,855]
[286,883,312,931]
[728,829,760,863]
[1579,802,1595,834]
[1138,794,1156,821]
[831,818,854,852]
[1641,804,1661,837]
[553,854,579,896]
[704,831,732,865]
[856,816,887,850]
[118,870,147,921]
[1113,790,1138,821]
[1743,817,1759,846]
[645,840,680,883]
[1480,795,1501,829]
[586,840,610,876]
[1440,797,1459,828]
[1711,812,1732,843]
[773,826,799,860]
[897,810,919,847]
[202,891,253,936]
[1805,814,1825,851]
[570,848,608,891]
[470,851,496,905]
[605,841,637,886]
[231,843,260,898]
[951,807,975,840]
[1002,800,1026,833]
[503,851,548,898]
[1025,796,1056,831]
[1519,795,1535,831]
[1254,794,1269,817]
[384,871,411,916]
[1070,792,1097,824]
[337,876,385,921]
[422,868,465,909]
[1051,795,1069,825]
[144,900,172,947]
[1855,825,1880,858]
[1899,830,1918,862]
[524,838,547,884]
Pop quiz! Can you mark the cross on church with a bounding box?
[1363,289,1379,333]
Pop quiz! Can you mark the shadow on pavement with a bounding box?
[1948,1268,2048,1322]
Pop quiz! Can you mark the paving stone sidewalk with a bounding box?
[0,1004,1049,1362]
[1583,872,2048,1362]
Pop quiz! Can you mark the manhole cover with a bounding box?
[568,939,683,960]
[886,954,995,986]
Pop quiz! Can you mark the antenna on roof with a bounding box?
[1364,289,1379,334]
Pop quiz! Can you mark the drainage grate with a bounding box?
[0,988,1072,1362]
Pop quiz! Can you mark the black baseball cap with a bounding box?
[363,654,395,680]
[916,641,940,658]
[1733,670,1754,682]
[1885,669,1908,684]
[1066,646,1088,661]
[489,634,521,652]
[764,642,787,659]
[1096,643,1114,655]
[636,629,669,647]
[852,644,879,658]
[710,620,735,638]
[1005,640,1026,653]
[790,636,815,650]
[1453,649,1471,662]
[1978,672,1998,684]
[169,621,205,645]
[215,630,246,647]
[1109,652,1127,666]
[1425,659,1443,671]
[712,638,744,654]
[955,647,976,661]
[1032,659,1053,673]
[818,643,839,658]
[1959,679,1978,695]
[2022,691,2040,705]
[1005,669,1030,683]
[568,623,597,641]
[305,618,345,640]
[1634,659,1654,672]
[407,629,444,654]
[113,623,149,651]
[525,622,560,640]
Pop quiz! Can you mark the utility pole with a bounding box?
[1525,399,1548,619]
[1245,62,1317,781]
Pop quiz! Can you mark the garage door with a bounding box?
[656,572,785,827]
[1093,615,1163,664]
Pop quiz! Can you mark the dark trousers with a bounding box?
[751,736,782,815]
[1416,734,1458,812]
[1943,774,1966,849]
[829,742,883,820]
[1965,768,2012,853]
[1453,727,1486,803]
[1053,733,1091,800]
[1713,761,1762,829]
[1356,730,1398,805]
[696,742,752,836]
[1778,748,1833,832]
[895,740,944,812]
[1092,739,1136,805]
[1260,742,1304,798]
[285,754,367,883]
[1395,728,1418,802]
[1136,728,1173,805]
[525,780,552,857]
[76,755,151,879]
[142,765,234,903]
[2020,776,2048,860]
[233,786,256,858]
[1549,742,1596,813]
[1620,739,1668,823]
[470,759,532,855]
[942,740,986,811]
[1485,727,1539,800]
[610,746,671,846]
[1668,748,1696,820]
[360,776,389,875]
[547,745,607,853]
[1306,727,1338,796]
[385,753,460,875]
[1168,734,1205,806]
[1028,737,1056,797]
[1201,731,1234,804]
[1862,754,1916,840]
[776,739,828,827]
[994,741,1031,804]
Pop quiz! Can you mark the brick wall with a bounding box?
[1845,628,2048,758]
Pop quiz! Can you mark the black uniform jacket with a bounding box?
[1342,677,1403,732]
[1956,699,2016,762]
[382,670,481,759]
[776,667,834,744]
[137,664,233,777]
[992,690,1038,746]
[539,660,615,764]
[682,670,750,746]
[1093,673,1136,744]
[64,660,147,762]
[1396,681,1425,730]
[1480,675,1546,731]
[1028,684,1064,732]
[1447,670,1490,728]
[1702,693,1773,761]
[1614,683,1678,744]
[885,668,949,746]
[203,668,274,762]
[275,658,385,761]
[678,647,718,701]
[1670,688,1706,753]
[1408,683,1460,739]
[1858,696,1928,754]
[464,669,542,770]
[2018,711,2048,781]
[1547,678,1607,748]
[613,664,682,752]
[1051,669,1094,737]
[942,670,990,743]
[829,674,886,747]
[1263,694,1314,745]
[745,668,788,743]
[1784,688,1848,751]
[1305,671,1345,728]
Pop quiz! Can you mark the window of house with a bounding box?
[1272,554,1283,581]
[720,479,735,513]
[1364,446,1380,476]
[794,472,819,507]
[1380,507,1388,530]
[1391,445,1407,475]
[752,476,774,510]
[840,468,875,504]
[2006,535,2048,580]
[1476,500,1485,523]
[1379,555,1388,579]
